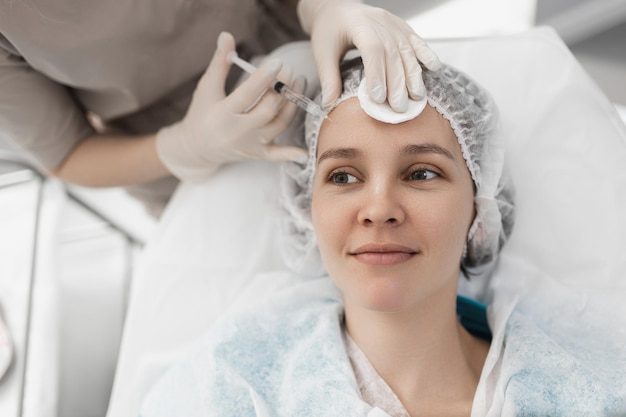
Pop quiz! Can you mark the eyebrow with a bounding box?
[317,147,363,165]
[317,143,454,165]
[402,143,455,160]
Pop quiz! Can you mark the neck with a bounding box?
[344,279,489,415]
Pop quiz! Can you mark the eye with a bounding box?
[329,171,359,185]
[409,169,439,181]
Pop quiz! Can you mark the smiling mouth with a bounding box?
[350,243,419,266]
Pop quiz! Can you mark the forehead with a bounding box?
[317,98,462,158]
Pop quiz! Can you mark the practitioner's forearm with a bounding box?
[47,132,171,187]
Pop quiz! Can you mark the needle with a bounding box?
[227,52,328,120]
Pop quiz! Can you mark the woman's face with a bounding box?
[311,98,475,313]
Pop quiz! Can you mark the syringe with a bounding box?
[227,52,327,120]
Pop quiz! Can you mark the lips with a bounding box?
[350,243,419,266]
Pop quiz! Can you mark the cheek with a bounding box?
[312,191,351,266]
[312,202,334,276]
[454,188,476,229]
[311,192,334,253]
[422,190,475,248]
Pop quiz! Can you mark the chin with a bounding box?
[351,277,418,313]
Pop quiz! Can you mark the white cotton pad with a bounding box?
[357,77,428,124]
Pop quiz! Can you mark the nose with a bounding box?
[357,181,406,227]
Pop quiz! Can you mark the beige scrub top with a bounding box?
[0,0,305,212]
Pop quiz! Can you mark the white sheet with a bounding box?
[106,26,626,417]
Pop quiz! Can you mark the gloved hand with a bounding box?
[157,32,308,183]
[297,0,441,112]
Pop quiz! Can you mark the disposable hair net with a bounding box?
[282,56,515,285]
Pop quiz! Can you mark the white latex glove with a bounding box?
[297,0,441,112]
[157,32,308,183]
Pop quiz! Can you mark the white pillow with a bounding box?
[105,27,626,417]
